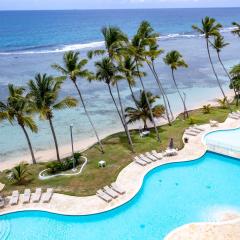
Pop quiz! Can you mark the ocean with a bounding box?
[0,8,239,163]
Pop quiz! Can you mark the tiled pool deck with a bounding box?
[1,116,240,239]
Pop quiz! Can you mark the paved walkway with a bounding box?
[1,116,240,240]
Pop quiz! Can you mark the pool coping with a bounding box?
[1,116,240,238]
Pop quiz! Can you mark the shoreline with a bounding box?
[0,89,234,170]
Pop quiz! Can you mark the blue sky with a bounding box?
[0,0,239,10]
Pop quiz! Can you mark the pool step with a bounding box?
[0,218,11,240]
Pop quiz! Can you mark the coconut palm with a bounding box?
[128,22,161,141]
[0,84,37,164]
[232,22,240,37]
[52,51,104,153]
[202,104,211,114]
[125,90,165,130]
[28,73,78,162]
[192,17,227,99]
[164,50,189,118]
[230,64,240,105]
[95,57,134,151]
[145,40,174,124]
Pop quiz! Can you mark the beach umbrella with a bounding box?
[0,183,5,192]
[169,138,174,149]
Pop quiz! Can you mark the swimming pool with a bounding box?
[1,151,240,240]
[204,128,240,152]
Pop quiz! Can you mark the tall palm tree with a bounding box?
[164,50,189,118]
[28,73,78,162]
[0,84,37,164]
[125,90,165,130]
[232,22,240,37]
[230,64,240,105]
[128,22,161,142]
[192,17,227,99]
[210,35,236,97]
[52,51,104,153]
[95,57,134,151]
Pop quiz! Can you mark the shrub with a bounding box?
[202,104,211,114]
[188,117,197,125]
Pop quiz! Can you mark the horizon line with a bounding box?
[0,6,240,11]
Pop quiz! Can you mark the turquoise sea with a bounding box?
[0,8,240,162]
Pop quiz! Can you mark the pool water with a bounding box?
[1,152,240,240]
[204,128,240,152]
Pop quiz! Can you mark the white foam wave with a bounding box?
[0,26,235,56]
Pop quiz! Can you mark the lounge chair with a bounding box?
[184,131,198,136]
[139,154,152,163]
[10,190,19,205]
[145,152,158,161]
[0,196,5,208]
[210,120,219,127]
[164,148,178,157]
[135,156,150,164]
[32,188,42,203]
[151,150,163,159]
[229,114,239,120]
[188,127,201,134]
[103,186,118,199]
[233,112,240,117]
[96,190,112,203]
[23,189,31,204]
[111,183,125,195]
[134,157,147,166]
[193,124,205,131]
[42,188,53,203]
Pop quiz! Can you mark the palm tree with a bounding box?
[95,57,134,151]
[28,73,78,162]
[128,23,161,142]
[192,17,227,99]
[230,64,240,105]
[202,104,211,114]
[52,51,104,153]
[164,50,189,118]
[125,90,165,130]
[0,84,38,164]
[232,22,240,37]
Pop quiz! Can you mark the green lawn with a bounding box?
[0,105,237,197]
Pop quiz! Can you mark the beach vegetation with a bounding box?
[202,104,211,114]
[232,22,240,37]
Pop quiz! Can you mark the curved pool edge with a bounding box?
[1,116,240,239]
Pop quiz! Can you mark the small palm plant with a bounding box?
[230,64,240,106]
[0,84,38,164]
[232,22,240,37]
[28,73,78,162]
[52,51,104,153]
[7,162,31,185]
[217,97,228,109]
[202,104,211,114]
[163,50,189,119]
[125,90,165,130]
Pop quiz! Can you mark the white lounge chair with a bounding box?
[139,154,152,163]
[229,114,239,120]
[134,157,147,166]
[135,156,150,164]
[164,148,178,157]
[184,130,198,136]
[10,190,19,205]
[111,183,125,195]
[151,150,163,159]
[23,189,31,204]
[145,152,158,161]
[0,196,5,208]
[188,127,201,134]
[103,186,118,199]
[32,188,42,203]
[193,124,205,131]
[96,190,112,203]
[42,188,53,203]
[210,120,219,127]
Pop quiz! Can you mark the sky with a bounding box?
[0,0,239,10]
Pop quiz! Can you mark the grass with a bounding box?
[0,104,238,197]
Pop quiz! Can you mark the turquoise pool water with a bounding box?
[204,128,240,152]
[1,152,240,240]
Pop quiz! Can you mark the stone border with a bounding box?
[0,116,240,238]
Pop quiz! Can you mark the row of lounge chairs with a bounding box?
[184,125,205,136]
[229,111,240,120]
[96,182,125,203]
[134,150,163,166]
[0,188,53,208]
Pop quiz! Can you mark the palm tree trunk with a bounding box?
[115,82,134,152]
[152,62,174,121]
[146,61,171,125]
[206,39,227,99]
[135,60,161,142]
[20,125,36,164]
[48,117,61,162]
[73,81,104,153]
[171,69,189,118]
[128,81,138,104]
[217,52,237,99]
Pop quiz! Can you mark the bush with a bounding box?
[188,117,197,125]
[202,104,211,114]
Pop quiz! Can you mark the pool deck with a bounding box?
[1,116,240,239]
